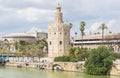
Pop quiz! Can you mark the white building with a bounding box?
[3,33,36,52]
[2,28,47,52]
[73,33,120,52]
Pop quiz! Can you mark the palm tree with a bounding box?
[80,21,86,48]
[13,41,20,51]
[99,23,108,44]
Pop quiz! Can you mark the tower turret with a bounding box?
[55,3,63,23]
[48,3,72,61]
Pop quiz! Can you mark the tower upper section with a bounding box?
[55,3,63,23]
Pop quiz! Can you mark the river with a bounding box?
[0,67,119,78]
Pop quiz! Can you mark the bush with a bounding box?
[112,53,120,59]
[54,56,70,62]
[69,47,88,62]
[84,46,115,75]
[54,47,89,62]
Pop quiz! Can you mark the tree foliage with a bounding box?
[14,39,48,57]
[69,47,88,62]
[80,21,86,48]
[84,46,115,75]
[54,56,70,62]
[99,23,108,43]
[54,47,88,62]
[80,21,86,36]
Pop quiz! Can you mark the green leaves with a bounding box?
[54,56,70,62]
[54,47,88,62]
[80,21,86,36]
[99,23,108,30]
[84,46,115,75]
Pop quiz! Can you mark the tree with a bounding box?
[99,23,108,44]
[54,56,70,62]
[54,47,88,62]
[13,41,20,51]
[84,46,115,75]
[80,21,86,48]
[69,47,88,62]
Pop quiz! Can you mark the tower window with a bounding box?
[60,41,62,45]
[60,49,62,51]
[60,32,61,35]
[54,32,56,34]
[65,32,66,35]
[50,41,52,45]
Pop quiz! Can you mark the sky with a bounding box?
[0,0,120,38]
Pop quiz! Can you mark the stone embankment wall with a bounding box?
[110,59,120,76]
[6,61,85,72]
[6,57,120,75]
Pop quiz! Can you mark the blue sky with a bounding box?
[0,0,120,38]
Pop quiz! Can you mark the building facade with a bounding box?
[73,33,120,52]
[2,28,48,53]
[27,27,48,40]
[3,33,36,52]
[48,3,72,59]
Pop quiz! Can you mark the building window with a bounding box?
[54,32,56,34]
[60,49,62,51]
[50,41,52,45]
[65,32,66,35]
[60,41,62,45]
[60,32,61,35]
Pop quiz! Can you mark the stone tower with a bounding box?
[48,3,72,60]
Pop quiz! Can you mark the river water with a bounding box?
[0,67,119,78]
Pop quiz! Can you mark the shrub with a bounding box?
[84,46,115,75]
[54,56,70,62]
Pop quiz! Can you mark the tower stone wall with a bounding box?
[48,3,72,60]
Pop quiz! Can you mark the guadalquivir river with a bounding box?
[0,67,119,78]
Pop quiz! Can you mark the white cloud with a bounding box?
[86,19,120,35]
[16,7,54,22]
[86,22,102,34]
[106,19,120,33]
[25,0,43,3]
[0,0,120,38]
[107,20,117,28]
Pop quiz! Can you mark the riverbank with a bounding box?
[5,57,120,76]
[6,61,85,72]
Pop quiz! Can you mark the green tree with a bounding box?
[13,41,20,51]
[84,46,115,75]
[69,47,88,62]
[80,21,86,48]
[99,23,108,44]
[54,56,70,62]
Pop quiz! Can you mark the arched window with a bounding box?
[60,41,62,45]
[50,41,52,45]
[65,32,66,35]
[60,49,62,51]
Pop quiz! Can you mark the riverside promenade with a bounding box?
[6,57,50,69]
[5,57,120,75]
[6,57,85,72]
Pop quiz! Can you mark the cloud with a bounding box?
[106,19,120,33]
[85,22,102,34]
[0,0,120,38]
[16,7,54,22]
[86,19,120,35]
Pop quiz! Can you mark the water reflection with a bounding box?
[0,67,119,78]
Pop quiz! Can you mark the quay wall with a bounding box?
[5,57,120,75]
[6,61,85,72]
